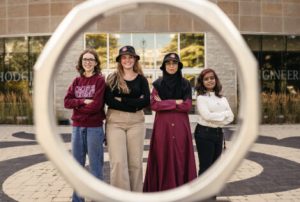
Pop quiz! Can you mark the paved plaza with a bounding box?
[0,124,300,202]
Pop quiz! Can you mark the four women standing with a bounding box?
[65,47,234,195]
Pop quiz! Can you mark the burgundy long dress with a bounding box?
[143,88,197,192]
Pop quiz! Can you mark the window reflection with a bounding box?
[144,73,154,90]
[132,33,155,69]
[286,36,300,93]
[143,73,154,115]
[0,36,49,124]
[29,36,50,89]
[29,36,49,53]
[109,33,131,68]
[85,33,107,69]
[4,37,29,95]
[262,35,285,94]
[180,33,205,68]
[156,34,178,68]
[183,74,198,114]
[244,34,300,95]
[0,38,4,53]
[85,33,205,70]
[5,37,27,53]
[244,34,300,123]
[244,35,261,52]
[0,38,4,83]
[262,35,285,51]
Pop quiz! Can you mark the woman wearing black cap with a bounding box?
[143,53,197,192]
[105,45,150,192]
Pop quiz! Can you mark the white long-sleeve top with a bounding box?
[196,92,234,128]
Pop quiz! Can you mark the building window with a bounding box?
[132,33,155,69]
[0,36,50,124]
[286,35,300,94]
[156,33,178,68]
[85,32,205,115]
[180,33,205,68]
[85,33,108,69]
[262,35,286,93]
[3,37,29,94]
[0,38,5,92]
[85,33,205,70]
[244,34,300,94]
[109,34,131,69]
[29,36,50,90]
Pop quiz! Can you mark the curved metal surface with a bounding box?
[34,0,259,201]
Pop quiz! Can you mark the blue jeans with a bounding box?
[71,127,104,202]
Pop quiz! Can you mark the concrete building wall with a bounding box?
[1,0,300,36]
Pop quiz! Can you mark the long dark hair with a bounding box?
[195,68,222,97]
[76,49,101,76]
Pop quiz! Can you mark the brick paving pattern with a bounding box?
[1,124,300,202]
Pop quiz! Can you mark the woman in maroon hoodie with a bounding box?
[64,49,105,202]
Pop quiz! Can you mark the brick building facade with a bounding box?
[0,0,299,123]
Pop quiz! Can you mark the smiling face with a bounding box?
[165,60,179,75]
[203,71,216,91]
[82,53,97,74]
[120,54,136,70]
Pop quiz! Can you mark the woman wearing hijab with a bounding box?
[143,53,197,192]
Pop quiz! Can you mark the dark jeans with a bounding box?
[194,124,223,176]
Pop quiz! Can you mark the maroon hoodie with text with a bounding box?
[64,74,106,127]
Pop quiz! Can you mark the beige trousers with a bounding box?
[106,109,145,192]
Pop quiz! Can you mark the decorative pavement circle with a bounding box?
[0,125,300,202]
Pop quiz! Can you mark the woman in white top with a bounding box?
[194,68,234,176]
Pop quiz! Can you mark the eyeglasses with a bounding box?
[82,58,96,62]
[165,61,178,66]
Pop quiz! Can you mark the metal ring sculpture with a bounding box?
[34,0,259,201]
